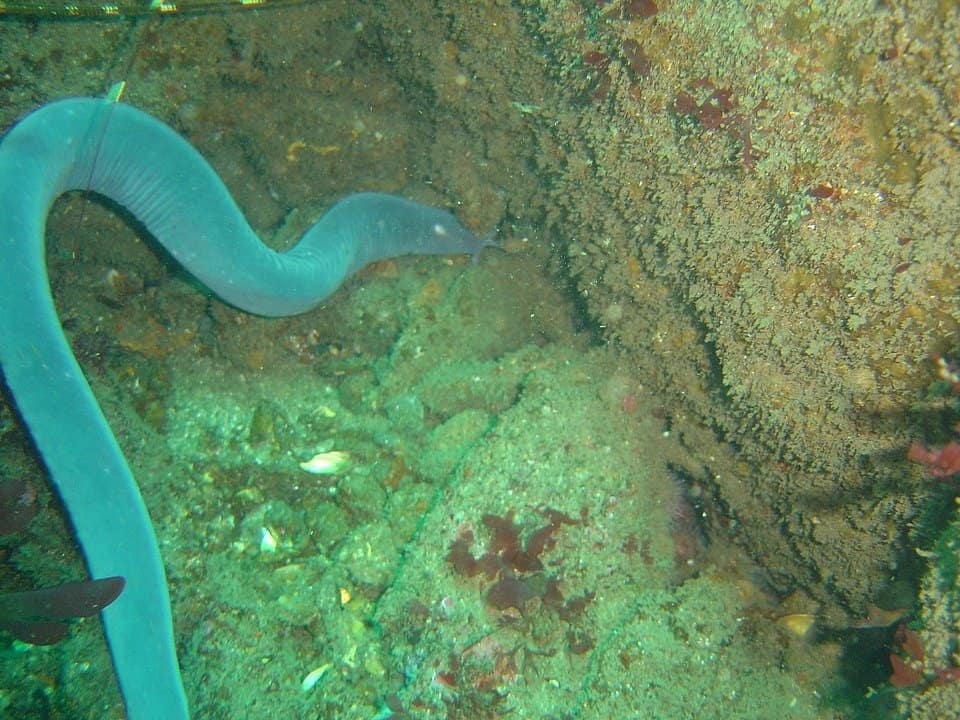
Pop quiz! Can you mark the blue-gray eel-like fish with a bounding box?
[0,97,493,719]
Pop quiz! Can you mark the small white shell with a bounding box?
[299,451,350,475]
[259,527,278,554]
[300,663,332,693]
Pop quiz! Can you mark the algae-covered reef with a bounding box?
[518,0,960,611]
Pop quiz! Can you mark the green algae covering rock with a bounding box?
[371,346,825,719]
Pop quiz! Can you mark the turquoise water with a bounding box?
[3,1,958,718]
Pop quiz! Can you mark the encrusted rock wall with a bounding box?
[512,0,960,611]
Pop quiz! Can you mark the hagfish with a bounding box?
[0,97,491,719]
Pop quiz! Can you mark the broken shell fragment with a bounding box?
[300,663,332,693]
[259,526,278,554]
[776,613,816,638]
[299,451,350,475]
